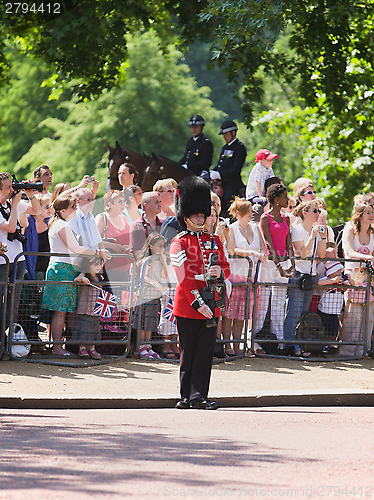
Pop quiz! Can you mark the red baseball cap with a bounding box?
[255,149,278,162]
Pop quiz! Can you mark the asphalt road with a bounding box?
[1,407,373,499]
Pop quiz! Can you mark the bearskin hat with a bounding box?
[175,176,211,229]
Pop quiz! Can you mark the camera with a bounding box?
[319,226,326,233]
[90,176,95,182]
[12,174,43,193]
[7,227,27,245]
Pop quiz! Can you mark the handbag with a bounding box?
[299,238,316,291]
[299,273,313,291]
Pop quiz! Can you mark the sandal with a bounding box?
[225,348,236,357]
[162,351,177,359]
[294,350,311,358]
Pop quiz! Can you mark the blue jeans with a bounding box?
[283,272,315,351]
[0,260,26,333]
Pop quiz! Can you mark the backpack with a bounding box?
[295,312,325,355]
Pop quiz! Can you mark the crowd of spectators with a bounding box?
[1,157,374,361]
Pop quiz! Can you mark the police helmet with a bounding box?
[219,120,238,135]
[188,115,205,127]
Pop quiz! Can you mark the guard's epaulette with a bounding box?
[175,231,187,239]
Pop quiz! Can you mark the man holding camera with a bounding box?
[170,176,230,410]
[0,172,42,330]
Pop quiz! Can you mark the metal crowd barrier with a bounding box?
[135,255,179,358]
[251,256,373,360]
[5,251,136,366]
[135,255,252,361]
[0,254,10,360]
[2,250,373,364]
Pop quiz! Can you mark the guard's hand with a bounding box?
[208,265,221,279]
[198,304,213,319]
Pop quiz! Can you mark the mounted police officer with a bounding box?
[212,120,247,213]
[179,115,213,176]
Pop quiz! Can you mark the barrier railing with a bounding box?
[135,255,252,360]
[6,252,136,365]
[0,254,10,359]
[2,250,374,363]
[251,256,373,360]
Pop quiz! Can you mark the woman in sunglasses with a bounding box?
[282,200,327,356]
[295,183,317,206]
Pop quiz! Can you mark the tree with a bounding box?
[0,0,209,99]
[14,30,225,194]
[0,46,68,170]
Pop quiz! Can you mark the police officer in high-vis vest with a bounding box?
[179,115,214,176]
[213,120,247,212]
[170,176,230,410]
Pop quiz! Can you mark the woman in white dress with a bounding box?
[223,197,267,355]
[340,203,374,356]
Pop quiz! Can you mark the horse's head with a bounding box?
[107,143,128,190]
[141,153,164,191]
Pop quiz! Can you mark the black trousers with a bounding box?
[176,316,217,401]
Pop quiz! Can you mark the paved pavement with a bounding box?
[1,407,374,499]
[1,354,374,408]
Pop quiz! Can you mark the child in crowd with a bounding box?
[73,255,104,359]
[245,149,278,207]
[317,243,354,354]
[137,233,168,359]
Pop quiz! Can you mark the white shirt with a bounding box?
[49,219,77,265]
[0,199,29,263]
[291,224,321,274]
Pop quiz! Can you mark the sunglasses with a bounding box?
[303,190,316,196]
[161,190,175,193]
[80,198,94,202]
[309,208,321,214]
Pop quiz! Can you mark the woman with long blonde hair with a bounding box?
[340,202,374,356]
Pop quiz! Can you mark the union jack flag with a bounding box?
[162,297,176,325]
[93,289,117,318]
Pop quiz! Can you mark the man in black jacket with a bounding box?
[179,115,213,176]
[213,120,247,213]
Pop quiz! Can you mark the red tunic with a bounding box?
[170,230,230,319]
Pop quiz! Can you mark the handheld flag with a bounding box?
[93,289,117,318]
[162,297,176,325]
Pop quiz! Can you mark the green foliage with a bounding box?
[14,31,225,196]
[183,41,242,119]
[0,46,68,169]
[0,0,207,99]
